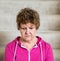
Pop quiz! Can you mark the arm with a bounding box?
[46,44,54,61]
[4,44,14,61]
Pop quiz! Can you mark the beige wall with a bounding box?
[0,0,60,61]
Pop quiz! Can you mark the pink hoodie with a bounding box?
[4,36,54,61]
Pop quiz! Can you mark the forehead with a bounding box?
[20,23,35,27]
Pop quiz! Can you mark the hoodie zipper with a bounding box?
[28,50,30,61]
[21,43,31,61]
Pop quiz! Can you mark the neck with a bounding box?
[20,37,37,50]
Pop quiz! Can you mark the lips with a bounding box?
[25,36,31,38]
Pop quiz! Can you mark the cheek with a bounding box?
[20,30,25,36]
[31,30,37,35]
[21,31,25,35]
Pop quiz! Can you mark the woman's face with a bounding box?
[19,23,37,42]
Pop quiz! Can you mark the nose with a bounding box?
[25,28,30,34]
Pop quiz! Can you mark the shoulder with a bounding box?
[37,36,52,49]
[40,37,54,60]
[39,36,53,54]
[38,36,53,54]
[42,40,51,48]
[5,36,20,50]
[42,40,52,50]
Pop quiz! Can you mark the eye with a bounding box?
[21,28,26,30]
[29,27,33,29]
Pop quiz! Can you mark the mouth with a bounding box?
[25,35,32,38]
[25,36,30,37]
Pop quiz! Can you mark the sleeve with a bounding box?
[4,44,14,61]
[46,44,54,61]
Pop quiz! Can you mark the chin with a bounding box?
[25,38,32,41]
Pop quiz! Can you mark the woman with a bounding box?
[4,8,54,61]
